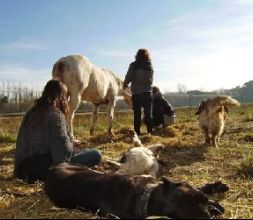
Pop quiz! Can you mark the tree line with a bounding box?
[0,80,252,114]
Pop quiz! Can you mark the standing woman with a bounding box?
[14,79,101,183]
[123,49,154,135]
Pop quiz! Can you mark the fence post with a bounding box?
[189,94,192,118]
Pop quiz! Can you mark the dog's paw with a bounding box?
[199,181,229,194]
[208,199,225,217]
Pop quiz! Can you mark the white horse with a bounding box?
[52,54,131,137]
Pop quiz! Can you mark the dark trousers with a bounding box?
[132,92,152,135]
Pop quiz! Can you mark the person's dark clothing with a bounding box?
[124,61,153,135]
[123,61,153,95]
[14,106,101,183]
[132,92,152,135]
[152,94,175,127]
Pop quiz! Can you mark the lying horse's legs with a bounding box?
[106,100,116,137]
[90,104,99,136]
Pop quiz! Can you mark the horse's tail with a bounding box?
[52,61,65,83]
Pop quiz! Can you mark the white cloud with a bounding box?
[138,1,253,92]
[1,40,48,51]
[0,65,51,91]
[92,49,131,59]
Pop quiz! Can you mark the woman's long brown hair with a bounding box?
[25,79,70,127]
[135,48,152,63]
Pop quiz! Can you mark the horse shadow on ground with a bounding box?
[86,127,181,146]
[87,128,138,146]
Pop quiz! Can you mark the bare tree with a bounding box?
[177,83,187,93]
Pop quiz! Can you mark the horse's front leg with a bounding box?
[90,104,99,136]
[107,100,116,137]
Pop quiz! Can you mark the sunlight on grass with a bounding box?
[0,105,253,218]
[0,133,16,143]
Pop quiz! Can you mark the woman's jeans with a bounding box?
[18,149,101,183]
[132,92,152,135]
[71,149,102,167]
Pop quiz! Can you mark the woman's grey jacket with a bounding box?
[123,61,153,95]
[14,107,73,177]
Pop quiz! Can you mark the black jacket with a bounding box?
[152,94,175,126]
[123,61,153,95]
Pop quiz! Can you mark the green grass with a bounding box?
[0,132,16,143]
[238,154,253,178]
[0,105,253,219]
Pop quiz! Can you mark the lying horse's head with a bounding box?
[147,177,224,219]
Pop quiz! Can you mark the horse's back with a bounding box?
[52,54,93,93]
[81,67,119,103]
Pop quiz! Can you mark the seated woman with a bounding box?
[152,86,175,128]
[14,79,101,183]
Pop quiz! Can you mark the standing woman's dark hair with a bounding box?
[123,48,154,135]
[135,48,151,63]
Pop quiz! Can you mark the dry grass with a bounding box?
[0,105,253,219]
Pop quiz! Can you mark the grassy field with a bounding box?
[0,105,253,219]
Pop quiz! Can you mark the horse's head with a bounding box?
[148,177,225,219]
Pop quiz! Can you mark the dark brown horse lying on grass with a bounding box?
[45,163,228,219]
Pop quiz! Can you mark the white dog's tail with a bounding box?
[215,96,241,107]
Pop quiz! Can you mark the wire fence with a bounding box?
[0,90,251,116]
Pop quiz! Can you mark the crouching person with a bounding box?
[14,79,101,183]
[152,86,175,128]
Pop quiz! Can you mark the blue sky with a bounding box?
[0,0,253,92]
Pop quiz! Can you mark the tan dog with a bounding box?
[195,96,240,147]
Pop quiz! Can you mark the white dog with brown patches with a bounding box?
[112,131,164,178]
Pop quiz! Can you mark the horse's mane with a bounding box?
[103,69,123,88]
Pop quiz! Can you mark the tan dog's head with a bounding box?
[195,100,208,115]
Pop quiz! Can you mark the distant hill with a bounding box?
[163,80,253,107]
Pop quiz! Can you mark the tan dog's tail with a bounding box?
[214,96,241,107]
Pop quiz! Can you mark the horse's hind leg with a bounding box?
[69,93,82,139]
[90,104,99,136]
[106,100,116,137]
